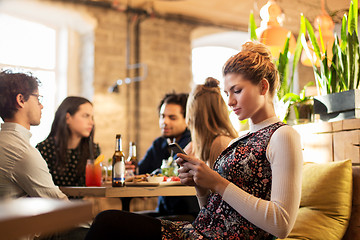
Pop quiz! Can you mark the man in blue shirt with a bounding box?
[138,92,199,220]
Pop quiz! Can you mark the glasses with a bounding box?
[30,94,43,104]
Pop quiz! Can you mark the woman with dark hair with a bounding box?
[36,96,100,186]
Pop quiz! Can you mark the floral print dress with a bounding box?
[161,122,285,240]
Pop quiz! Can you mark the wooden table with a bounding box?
[60,184,196,211]
[0,197,93,240]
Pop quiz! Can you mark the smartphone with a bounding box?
[168,142,187,155]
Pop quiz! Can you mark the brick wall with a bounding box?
[43,1,313,162]
[49,2,195,162]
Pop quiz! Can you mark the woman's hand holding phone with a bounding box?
[176,153,196,186]
[176,153,230,194]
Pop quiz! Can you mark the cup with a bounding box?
[106,164,112,182]
[86,159,102,187]
[101,164,107,183]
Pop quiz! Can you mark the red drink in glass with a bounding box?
[86,160,102,187]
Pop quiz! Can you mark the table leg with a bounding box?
[120,197,132,211]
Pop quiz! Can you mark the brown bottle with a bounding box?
[112,134,125,187]
[127,142,138,175]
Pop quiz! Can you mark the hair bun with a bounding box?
[204,77,220,88]
[241,42,272,61]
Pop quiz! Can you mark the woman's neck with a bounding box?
[67,135,81,149]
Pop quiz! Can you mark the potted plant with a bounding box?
[301,0,360,121]
[249,12,313,124]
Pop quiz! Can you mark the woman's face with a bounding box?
[66,102,94,138]
[224,73,267,124]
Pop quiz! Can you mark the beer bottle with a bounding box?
[112,134,125,187]
[127,142,138,175]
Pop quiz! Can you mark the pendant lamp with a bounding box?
[256,0,296,58]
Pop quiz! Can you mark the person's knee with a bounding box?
[94,210,120,221]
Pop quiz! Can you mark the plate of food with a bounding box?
[160,176,183,186]
[125,174,183,186]
[159,181,183,186]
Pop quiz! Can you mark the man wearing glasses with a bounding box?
[0,69,67,200]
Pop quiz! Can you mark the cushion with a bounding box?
[342,166,360,240]
[282,159,353,240]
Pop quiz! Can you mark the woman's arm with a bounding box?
[176,154,230,207]
[221,126,303,238]
[192,136,234,207]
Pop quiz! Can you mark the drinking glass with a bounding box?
[86,159,102,187]
[101,164,107,183]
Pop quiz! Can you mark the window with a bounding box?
[191,30,249,132]
[0,14,58,146]
[0,1,96,146]
[192,46,238,85]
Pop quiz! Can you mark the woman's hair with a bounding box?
[222,41,279,96]
[186,77,238,164]
[48,96,95,176]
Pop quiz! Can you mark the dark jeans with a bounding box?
[85,210,162,240]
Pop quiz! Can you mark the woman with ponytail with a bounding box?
[185,77,238,168]
[85,42,302,240]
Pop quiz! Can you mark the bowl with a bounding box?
[146,176,164,183]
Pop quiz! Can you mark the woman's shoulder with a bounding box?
[36,137,57,162]
[271,124,301,143]
[211,135,235,151]
[275,124,300,136]
[209,135,235,168]
[36,136,55,149]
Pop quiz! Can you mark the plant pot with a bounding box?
[286,101,314,125]
[297,102,314,123]
[313,89,360,122]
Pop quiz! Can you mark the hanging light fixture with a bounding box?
[301,0,335,67]
[256,0,296,58]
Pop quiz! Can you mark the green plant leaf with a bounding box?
[354,0,358,35]
[293,105,300,120]
[330,36,347,92]
[291,14,306,88]
[318,20,326,53]
[341,15,348,51]
[282,93,300,103]
[276,34,291,100]
[352,0,359,35]
[300,81,314,101]
[319,56,329,94]
[249,11,258,41]
[348,1,358,36]
[347,30,359,89]
[305,18,322,60]
[330,39,339,93]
